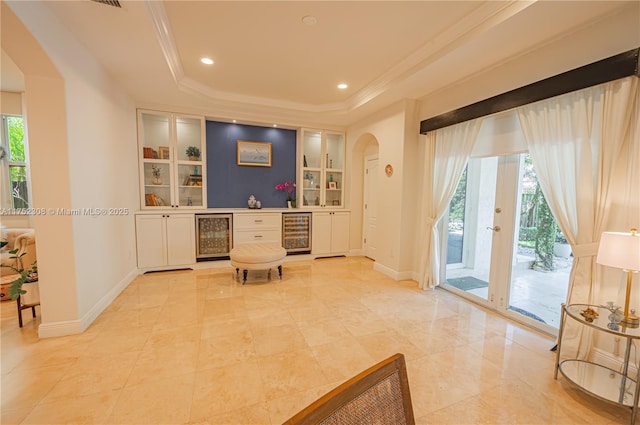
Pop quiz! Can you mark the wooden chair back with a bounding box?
[283,353,415,425]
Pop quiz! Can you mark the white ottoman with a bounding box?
[230,243,287,284]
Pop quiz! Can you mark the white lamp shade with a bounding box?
[596,231,640,271]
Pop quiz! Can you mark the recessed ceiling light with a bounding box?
[302,15,318,26]
[200,57,214,65]
[337,83,348,90]
[273,124,278,127]
[232,120,237,123]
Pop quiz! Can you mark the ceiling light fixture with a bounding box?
[232,120,237,123]
[337,83,348,90]
[200,57,214,65]
[302,15,318,26]
[273,124,278,127]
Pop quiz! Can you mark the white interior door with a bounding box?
[363,155,378,259]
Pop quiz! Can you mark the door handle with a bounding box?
[486,226,501,232]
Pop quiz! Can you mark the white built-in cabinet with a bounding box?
[138,110,206,209]
[300,129,345,208]
[312,211,350,255]
[233,212,281,245]
[135,214,195,269]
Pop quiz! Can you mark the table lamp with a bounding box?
[596,229,640,327]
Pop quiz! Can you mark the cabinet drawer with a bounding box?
[234,229,281,245]
[234,213,281,229]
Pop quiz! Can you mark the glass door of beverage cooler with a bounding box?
[282,213,311,253]
[196,214,232,260]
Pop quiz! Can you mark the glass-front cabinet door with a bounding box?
[139,111,174,208]
[138,110,205,209]
[301,129,344,208]
[302,130,322,207]
[324,132,344,208]
[175,115,205,208]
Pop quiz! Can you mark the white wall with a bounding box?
[1,91,22,115]
[5,1,139,335]
[398,101,419,275]
[347,100,416,278]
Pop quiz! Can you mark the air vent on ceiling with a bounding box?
[90,0,121,7]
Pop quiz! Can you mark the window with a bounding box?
[1,114,30,210]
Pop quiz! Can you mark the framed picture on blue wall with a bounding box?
[237,140,272,167]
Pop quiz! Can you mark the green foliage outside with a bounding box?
[7,116,25,163]
[449,167,467,223]
[518,154,561,271]
[4,116,29,208]
[518,227,537,241]
[519,240,535,249]
[533,190,557,271]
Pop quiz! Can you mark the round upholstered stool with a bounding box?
[230,243,287,284]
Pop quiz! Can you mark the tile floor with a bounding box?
[0,257,627,424]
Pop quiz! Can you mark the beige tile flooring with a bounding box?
[0,257,627,424]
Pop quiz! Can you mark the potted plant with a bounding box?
[151,164,162,185]
[275,180,297,208]
[186,146,201,161]
[554,229,572,258]
[1,248,38,302]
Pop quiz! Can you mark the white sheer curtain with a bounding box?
[517,76,639,356]
[418,119,483,289]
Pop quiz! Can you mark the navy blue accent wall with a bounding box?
[206,121,297,208]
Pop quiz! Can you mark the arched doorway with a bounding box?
[351,133,379,260]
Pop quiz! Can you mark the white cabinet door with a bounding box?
[331,212,350,254]
[166,214,195,266]
[312,212,349,255]
[136,215,167,268]
[136,213,195,269]
[311,212,332,255]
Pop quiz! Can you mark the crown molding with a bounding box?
[144,0,183,81]
[346,1,537,112]
[145,0,536,117]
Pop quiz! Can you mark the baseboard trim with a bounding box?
[372,262,415,281]
[373,262,400,280]
[38,319,84,338]
[396,270,414,280]
[591,346,636,376]
[38,267,140,338]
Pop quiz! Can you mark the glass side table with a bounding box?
[555,303,640,425]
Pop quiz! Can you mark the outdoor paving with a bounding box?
[447,248,572,329]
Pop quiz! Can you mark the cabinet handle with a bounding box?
[255,235,263,238]
[254,220,263,223]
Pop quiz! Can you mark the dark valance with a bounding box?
[420,48,639,134]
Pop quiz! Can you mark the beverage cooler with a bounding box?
[282,212,311,254]
[196,214,233,260]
